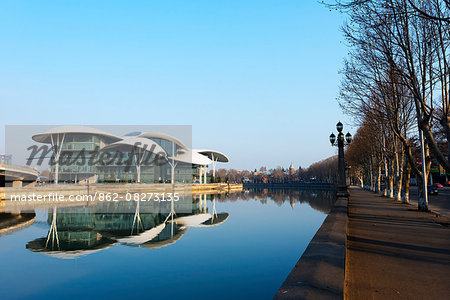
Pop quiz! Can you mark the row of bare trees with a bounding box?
[211,167,297,183]
[211,163,337,184]
[300,157,338,183]
[327,0,449,210]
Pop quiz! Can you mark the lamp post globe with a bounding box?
[329,133,336,145]
[345,132,352,144]
[336,121,344,133]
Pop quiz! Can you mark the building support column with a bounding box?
[202,194,207,213]
[211,154,217,179]
[203,165,207,184]
[50,133,66,185]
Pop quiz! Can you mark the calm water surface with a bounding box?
[0,189,335,300]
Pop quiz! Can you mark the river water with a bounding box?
[0,188,335,299]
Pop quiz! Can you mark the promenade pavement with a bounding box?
[346,187,450,299]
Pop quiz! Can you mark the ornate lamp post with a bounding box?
[329,121,352,197]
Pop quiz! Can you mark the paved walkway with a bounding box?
[346,187,450,299]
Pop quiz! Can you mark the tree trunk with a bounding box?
[418,133,431,211]
[403,159,411,204]
[388,160,394,199]
[383,156,388,197]
[370,156,375,192]
[396,148,404,202]
[377,164,382,194]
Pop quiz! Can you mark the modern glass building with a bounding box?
[32,126,122,183]
[31,126,228,184]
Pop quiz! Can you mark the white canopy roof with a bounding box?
[101,137,166,156]
[116,223,166,245]
[138,132,189,150]
[169,150,212,166]
[173,213,212,227]
[194,149,229,163]
[32,126,122,144]
[38,247,112,260]
[196,213,229,227]
[141,227,188,250]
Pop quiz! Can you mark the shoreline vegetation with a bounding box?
[317,0,450,212]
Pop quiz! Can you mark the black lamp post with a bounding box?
[329,121,352,197]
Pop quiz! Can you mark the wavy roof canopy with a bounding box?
[194,149,229,163]
[32,126,122,144]
[101,137,166,156]
[115,223,166,245]
[26,236,114,259]
[173,213,212,227]
[138,132,189,150]
[197,213,229,227]
[169,150,212,166]
[141,226,187,250]
[31,128,228,165]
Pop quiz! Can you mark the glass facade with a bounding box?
[52,134,194,184]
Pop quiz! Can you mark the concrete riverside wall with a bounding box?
[0,183,243,201]
[275,197,348,299]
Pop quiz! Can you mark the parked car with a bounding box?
[428,185,439,195]
[432,183,444,188]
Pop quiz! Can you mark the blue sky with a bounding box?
[0,0,354,170]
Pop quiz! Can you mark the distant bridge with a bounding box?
[0,164,39,187]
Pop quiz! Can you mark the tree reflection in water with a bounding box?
[218,188,337,214]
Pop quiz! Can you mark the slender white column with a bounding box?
[203,194,207,213]
[46,206,59,249]
[137,165,141,183]
[203,165,207,184]
[135,149,145,183]
[171,164,175,185]
[50,133,65,185]
[212,198,217,220]
[211,153,216,178]
[171,141,175,185]
[134,151,141,183]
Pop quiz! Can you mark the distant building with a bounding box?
[289,162,295,175]
[0,155,12,165]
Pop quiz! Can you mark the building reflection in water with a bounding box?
[23,189,334,259]
[0,212,36,237]
[25,194,229,259]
